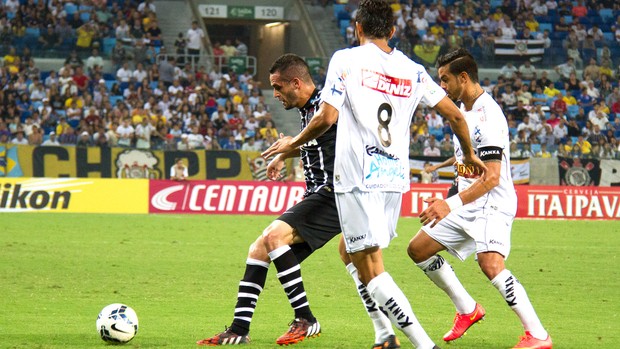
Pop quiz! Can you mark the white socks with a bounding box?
[367,272,436,349]
[416,255,476,315]
[491,269,548,340]
[346,263,394,344]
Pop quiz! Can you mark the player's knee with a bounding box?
[478,259,504,280]
[262,222,290,251]
[407,239,427,263]
[248,237,269,261]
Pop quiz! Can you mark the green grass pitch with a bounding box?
[1,213,618,348]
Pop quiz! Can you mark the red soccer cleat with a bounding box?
[196,327,250,346]
[443,303,485,342]
[275,318,321,346]
[512,331,553,349]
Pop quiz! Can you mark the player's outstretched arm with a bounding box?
[433,96,486,172]
[262,102,338,159]
[427,155,456,172]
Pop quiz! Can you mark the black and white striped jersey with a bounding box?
[298,89,336,198]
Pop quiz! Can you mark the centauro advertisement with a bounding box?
[0,177,148,213]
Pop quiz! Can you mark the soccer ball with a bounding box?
[96,303,139,343]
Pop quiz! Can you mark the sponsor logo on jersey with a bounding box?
[348,234,366,244]
[455,162,484,179]
[361,69,413,97]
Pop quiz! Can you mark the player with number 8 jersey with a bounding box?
[321,46,446,193]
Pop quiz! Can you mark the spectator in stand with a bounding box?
[146,20,163,47]
[571,0,587,17]
[116,62,133,83]
[235,38,248,56]
[499,62,518,80]
[220,39,237,58]
[555,57,577,81]
[423,136,441,157]
[518,61,536,81]
[59,127,78,145]
[116,118,135,147]
[159,57,176,88]
[137,0,156,14]
[187,20,205,63]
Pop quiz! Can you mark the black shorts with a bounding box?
[278,188,341,257]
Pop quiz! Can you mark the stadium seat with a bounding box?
[538,22,553,33]
[102,37,116,56]
[531,144,541,153]
[64,3,78,15]
[599,9,614,23]
[68,119,80,129]
[563,16,573,24]
[80,12,91,23]
[339,19,350,29]
[602,32,614,43]
[104,80,116,91]
[109,96,124,105]
[567,105,579,118]
[333,4,346,19]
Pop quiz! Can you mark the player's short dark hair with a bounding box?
[356,0,393,40]
[269,53,313,84]
[436,48,479,83]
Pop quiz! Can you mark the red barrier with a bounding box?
[404,184,620,220]
[149,180,620,219]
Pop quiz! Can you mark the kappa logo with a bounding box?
[480,149,501,157]
[489,239,504,246]
[348,234,366,244]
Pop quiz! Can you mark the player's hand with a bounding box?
[419,197,451,228]
[462,153,487,174]
[266,155,285,181]
[262,133,294,159]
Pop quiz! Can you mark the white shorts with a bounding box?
[335,190,401,253]
[421,209,514,261]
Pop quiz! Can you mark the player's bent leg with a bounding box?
[479,253,551,348]
[197,237,269,346]
[340,237,397,347]
[263,221,319,346]
[351,248,437,349]
[410,230,482,342]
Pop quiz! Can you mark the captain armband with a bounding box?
[478,146,503,162]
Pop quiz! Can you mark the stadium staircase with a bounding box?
[301,1,346,57]
[154,0,196,51]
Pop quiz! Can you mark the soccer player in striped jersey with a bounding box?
[198,54,398,349]
[409,48,552,349]
[263,1,484,348]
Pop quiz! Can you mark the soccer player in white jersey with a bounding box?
[263,1,484,348]
[409,48,552,349]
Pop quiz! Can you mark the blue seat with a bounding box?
[80,12,91,23]
[25,27,40,37]
[104,80,116,91]
[538,22,553,33]
[333,4,346,19]
[68,119,80,129]
[599,8,614,23]
[64,3,78,15]
[102,37,116,56]
[567,105,579,118]
[602,32,614,43]
[531,144,541,153]
[109,96,124,105]
[563,16,573,24]
[339,19,350,29]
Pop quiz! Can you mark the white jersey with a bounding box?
[321,44,446,193]
[453,92,517,216]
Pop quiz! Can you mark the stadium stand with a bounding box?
[0,0,618,161]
